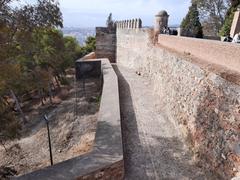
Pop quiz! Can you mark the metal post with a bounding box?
[74,76,77,119]
[44,115,53,166]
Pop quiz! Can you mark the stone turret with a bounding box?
[154,10,169,34]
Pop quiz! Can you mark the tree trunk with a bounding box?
[38,88,44,106]
[42,88,46,101]
[48,82,53,104]
[10,90,26,123]
[41,89,45,106]
[51,80,56,90]
[55,76,60,88]
[51,81,56,97]
[1,96,10,107]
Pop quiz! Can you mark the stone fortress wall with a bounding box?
[113,17,240,178]
[157,35,240,73]
[16,11,240,179]
[96,27,116,63]
[95,18,142,63]
[116,18,142,29]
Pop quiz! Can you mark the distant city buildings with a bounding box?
[61,27,96,45]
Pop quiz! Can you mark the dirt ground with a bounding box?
[0,71,101,178]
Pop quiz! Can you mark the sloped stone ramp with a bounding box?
[114,65,215,180]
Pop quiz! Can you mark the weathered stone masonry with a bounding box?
[95,18,142,63]
[116,28,240,179]
[96,27,116,63]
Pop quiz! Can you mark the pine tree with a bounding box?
[181,3,203,38]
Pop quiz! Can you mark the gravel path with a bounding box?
[114,65,211,180]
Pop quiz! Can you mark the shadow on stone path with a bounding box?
[113,65,214,180]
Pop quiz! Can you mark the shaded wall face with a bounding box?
[96,27,116,63]
[116,29,240,178]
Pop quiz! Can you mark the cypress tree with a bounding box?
[181,2,203,38]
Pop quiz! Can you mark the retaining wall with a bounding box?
[16,59,124,180]
[116,29,240,178]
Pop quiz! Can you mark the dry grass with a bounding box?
[0,71,101,178]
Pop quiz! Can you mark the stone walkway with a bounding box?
[114,65,212,180]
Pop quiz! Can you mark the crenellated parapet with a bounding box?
[116,18,142,29]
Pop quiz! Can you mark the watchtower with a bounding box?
[154,10,169,34]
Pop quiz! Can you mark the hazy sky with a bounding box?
[59,0,191,27]
[16,0,191,27]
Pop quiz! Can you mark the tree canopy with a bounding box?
[0,0,96,143]
[193,0,230,36]
[181,2,203,38]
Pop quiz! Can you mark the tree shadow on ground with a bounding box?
[15,120,123,180]
[20,78,101,138]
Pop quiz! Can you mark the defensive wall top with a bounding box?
[116,18,142,29]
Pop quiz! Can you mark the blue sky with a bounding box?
[59,0,191,27]
[15,0,191,27]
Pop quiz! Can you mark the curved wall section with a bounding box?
[16,59,124,180]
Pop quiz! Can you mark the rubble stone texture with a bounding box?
[114,65,214,179]
[116,28,240,179]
